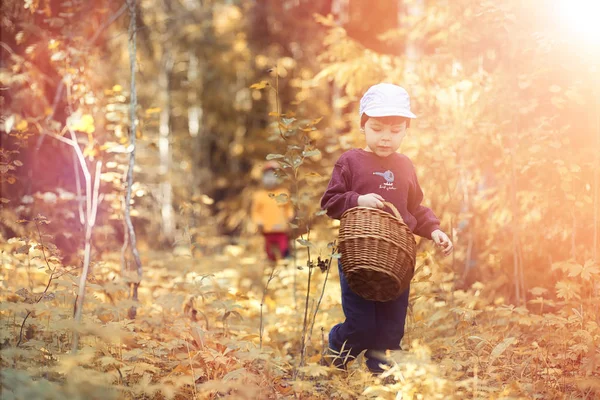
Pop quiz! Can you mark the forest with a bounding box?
[0,0,599,399]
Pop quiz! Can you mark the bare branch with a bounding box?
[67,128,91,226]
[89,3,128,45]
[307,243,337,344]
[17,220,58,347]
[89,161,103,227]
[73,151,85,225]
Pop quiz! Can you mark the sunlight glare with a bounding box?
[556,0,600,46]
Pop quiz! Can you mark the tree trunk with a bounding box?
[188,50,203,185]
[400,0,424,75]
[125,0,143,320]
[159,51,175,243]
[594,84,599,263]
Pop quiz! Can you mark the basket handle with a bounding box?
[383,201,404,222]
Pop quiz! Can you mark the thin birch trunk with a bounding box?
[188,52,202,139]
[187,50,202,251]
[594,85,599,263]
[125,0,143,319]
[159,52,175,243]
[593,84,599,321]
[400,0,424,78]
[71,152,102,352]
[509,142,524,305]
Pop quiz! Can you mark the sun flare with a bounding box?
[556,0,600,46]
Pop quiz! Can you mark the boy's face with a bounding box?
[363,116,407,157]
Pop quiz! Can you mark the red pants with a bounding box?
[263,232,290,261]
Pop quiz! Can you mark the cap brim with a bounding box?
[363,107,417,119]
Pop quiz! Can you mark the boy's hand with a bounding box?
[357,193,385,209]
[431,229,453,256]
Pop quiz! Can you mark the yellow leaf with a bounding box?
[581,260,600,281]
[83,145,97,158]
[488,337,516,365]
[567,262,583,277]
[529,287,548,296]
[113,84,123,92]
[201,195,214,205]
[250,80,269,90]
[145,107,161,115]
[238,334,259,341]
[307,354,321,363]
[7,177,16,184]
[298,364,329,377]
[556,280,581,300]
[69,114,95,134]
[16,120,28,131]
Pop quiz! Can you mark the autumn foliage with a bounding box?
[1,0,599,399]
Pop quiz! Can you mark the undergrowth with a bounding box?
[1,215,599,399]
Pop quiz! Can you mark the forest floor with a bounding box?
[1,234,598,399]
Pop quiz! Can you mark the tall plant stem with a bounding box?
[299,233,312,368]
[259,263,277,349]
[307,245,336,344]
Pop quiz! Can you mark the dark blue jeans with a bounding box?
[329,261,410,372]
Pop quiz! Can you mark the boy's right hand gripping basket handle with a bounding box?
[338,201,417,302]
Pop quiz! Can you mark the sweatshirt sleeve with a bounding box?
[320,160,360,220]
[408,165,441,239]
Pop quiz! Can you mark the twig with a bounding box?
[120,205,129,276]
[89,3,128,45]
[17,220,58,347]
[16,311,32,348]
[185,340,198,400]
[321,327,325,360]
[299,232,313,368]
[259,263,277,349]
[272,64,286,140]
[307,244,336,344]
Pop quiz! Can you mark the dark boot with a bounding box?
[365,349,394,374]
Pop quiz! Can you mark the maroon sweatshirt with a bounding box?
[320,149,440,239]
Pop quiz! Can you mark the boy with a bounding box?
[251,161,294,261]
[320,83,453,374]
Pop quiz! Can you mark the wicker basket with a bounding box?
[338,201,416,302]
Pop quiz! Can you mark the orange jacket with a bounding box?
[251,188,294,233]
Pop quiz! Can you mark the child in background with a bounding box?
[251,161,294,261]
[321,83,453,374]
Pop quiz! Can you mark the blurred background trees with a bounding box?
[1,0,598,303]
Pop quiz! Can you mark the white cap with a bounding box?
[359,83,417,120]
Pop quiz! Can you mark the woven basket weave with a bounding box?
[338,201,416,302]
